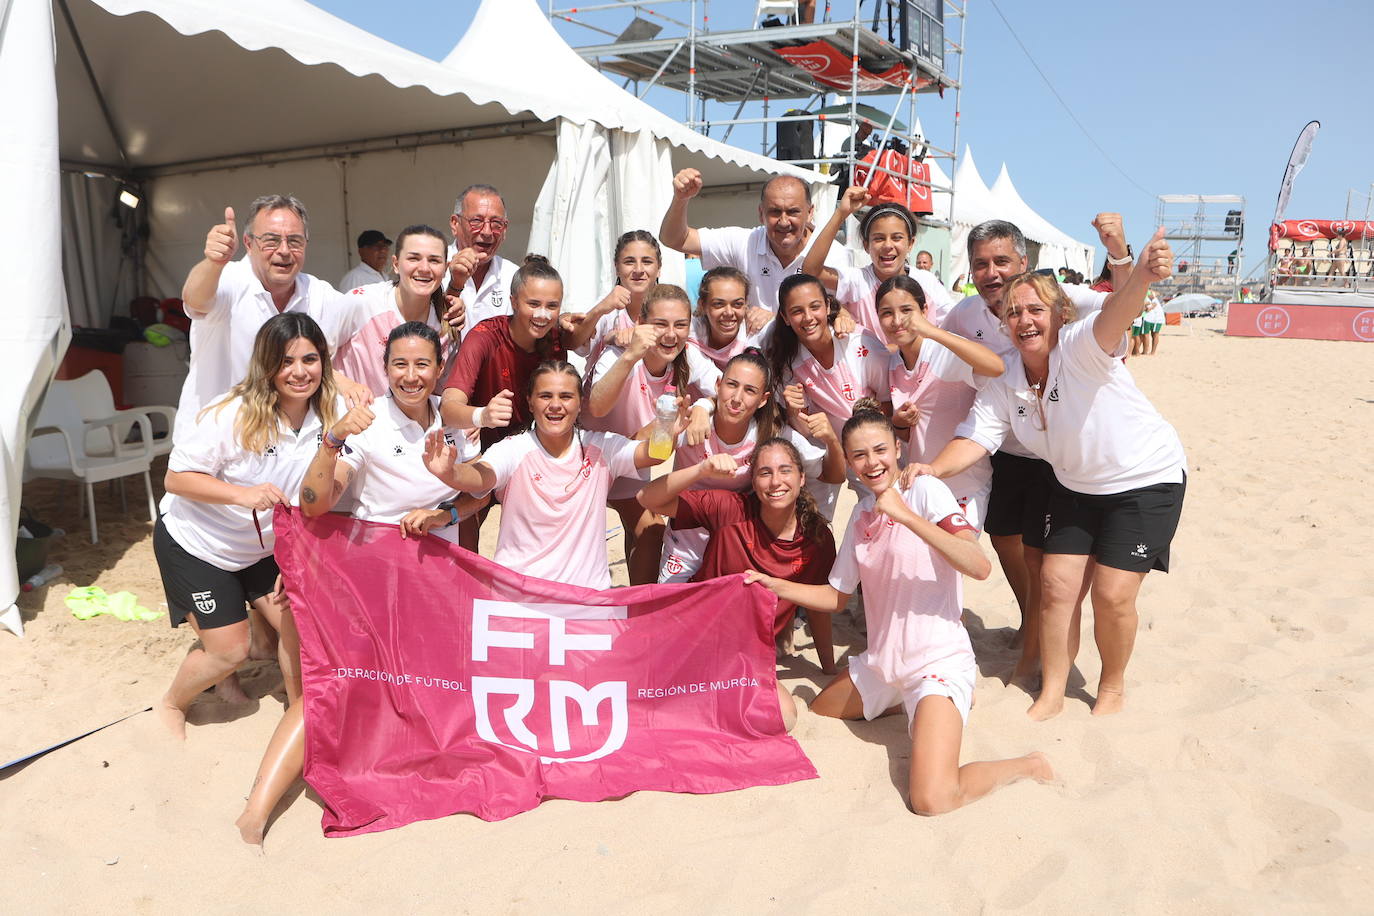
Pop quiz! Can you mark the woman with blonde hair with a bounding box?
[154,312,338,742]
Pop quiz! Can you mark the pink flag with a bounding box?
[273,508,817,836]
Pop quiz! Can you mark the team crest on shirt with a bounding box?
[664,554,684,576]
[579,457,594,479]
[950,514,969,528]
[191,590,216,614]
[1048,385,1060,402]
[443,433,456,447]
[491,291,504,308]
[841,383,855,401]
[790,557,806,573]
[316,432,323,445]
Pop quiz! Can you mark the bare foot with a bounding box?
[1026,695,1064,722]
[1025,751,1056,783]
[1091,686,1125,716]
[215,673,252,704]
[235,810,265,847]
[155,696,187,740]
[248,636,277,662]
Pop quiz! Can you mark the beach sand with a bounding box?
[4,317,1373,912]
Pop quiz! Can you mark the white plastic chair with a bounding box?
[64,370,177,460]
[756,0,800,25]
[25,373,158,543]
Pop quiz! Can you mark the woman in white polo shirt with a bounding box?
[919,231,1184,722]
[234,320,481,846]
[424,360,667,590]
[154,312,339,742]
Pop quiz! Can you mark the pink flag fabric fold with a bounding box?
[273,508,817,836]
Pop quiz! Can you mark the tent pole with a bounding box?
[55,0,130,172]
[339,159,352,274]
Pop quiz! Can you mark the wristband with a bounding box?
[1107,249,1134,267]
[691,397,715,415]
[438,501,460,528]
[323,429,346,450]
[471,407,486,428]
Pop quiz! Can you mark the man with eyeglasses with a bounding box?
[444,183,519,341]
[175,194,371,441]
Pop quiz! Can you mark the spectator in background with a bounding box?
[339,229,391,291]
[915,249,939,281]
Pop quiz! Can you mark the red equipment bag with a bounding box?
[854,150,932,215]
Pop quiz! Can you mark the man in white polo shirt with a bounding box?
[659,169,843,330]
[444,183,519,340]
[338,229,392,291]
[176,194,371,441]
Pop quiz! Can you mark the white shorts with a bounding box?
[658,524,707,583]
[848,653,975,728]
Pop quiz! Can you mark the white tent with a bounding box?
[948,147,1004,284]
[989,165,1094,278]
[2,0,831,630]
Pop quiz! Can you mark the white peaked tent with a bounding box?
[948,148,1003,284]
[1,0,830,631]
[989,165,1094,278]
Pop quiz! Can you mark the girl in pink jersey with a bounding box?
[801,188,950,343]
[424,360,665,590]
[771,273,889,519]
[586,284,720,583]
[566,230,662,363]
[689,266,755,368]
[746,401,1054,815]
[334,225,459,396]
[876,274,1004,530]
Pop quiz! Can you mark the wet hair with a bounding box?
[874,274,928,313]
[840,397,895,450]
[384,320,443,367]
[747,437,826,541]
[641,284,694,394]
[454,183,505,215]
[613,230,663,277]
[244,194,309,239]
[760,175,811,206]
[694,265,751,338]
[391,224,456,346]
[1000,272,1077,325]
[859,201,917,243]
[511,254,563,359]
[206,312,337,454]
[967,219,1026,260]
[769,273,836,391]
[720,348,779,443]
[510,253,562,302]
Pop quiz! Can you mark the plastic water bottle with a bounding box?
[648,384,678,461]
[22,564,63,592]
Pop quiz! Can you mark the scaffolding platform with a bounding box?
[571,20,956,103]
[1154,194,1245,302]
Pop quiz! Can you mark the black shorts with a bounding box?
[1041,475,1186,573]
[153,517,279,630]
[984,451,1054,546]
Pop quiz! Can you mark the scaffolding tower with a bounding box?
[1154,194,1245,303]
[548,0,967,229]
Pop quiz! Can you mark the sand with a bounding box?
[4,317,1374,913]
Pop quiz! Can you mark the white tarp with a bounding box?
[989,165,1094,277]
[949,147,1003,285]
[2,0,72,634]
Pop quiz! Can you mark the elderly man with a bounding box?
[659,169,843,330]
[177,194,370,441]
[444,183,519,339]
[939,214,1133,680]
[915,249,937,277]
[338,229,391,291]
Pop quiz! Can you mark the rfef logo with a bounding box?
[1256,307,1290,337]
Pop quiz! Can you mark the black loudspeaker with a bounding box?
[1225,209,1242,235]
[777,110,813,162]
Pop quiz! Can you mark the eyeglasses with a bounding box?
[249,233,306,252]
[463,217,509,232]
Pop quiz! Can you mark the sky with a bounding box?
[314,0,1374,277]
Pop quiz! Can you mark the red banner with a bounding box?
[1225,302,1374,342]
[854,151,932,214]
[1269,219,1374,247]
[773,40,930,92]
[273,509,816,836]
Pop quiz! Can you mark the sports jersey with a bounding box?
[697,225,846,312]
[443,316,567,451]
[833,263,951,345]
[675,488,836,635]
[332,282,456,397]
[888,342,991,502]
[444,250,519,341]
[477,429,640,590]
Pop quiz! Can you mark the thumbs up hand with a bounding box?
[205,206,238,264]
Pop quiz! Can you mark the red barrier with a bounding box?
[1225,302,1374,342]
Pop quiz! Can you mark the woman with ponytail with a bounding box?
[746,401,1054,814]
[689,266,761,368]
[566,230,663,365]
[585,283,721,583]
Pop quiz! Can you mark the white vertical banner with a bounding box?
[530,117,612,317]
[1274,120,1320,226]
